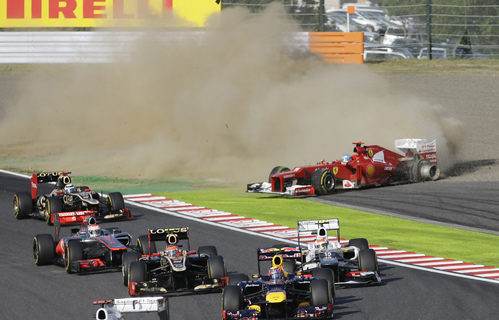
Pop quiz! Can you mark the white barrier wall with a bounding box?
[0,31,310,64]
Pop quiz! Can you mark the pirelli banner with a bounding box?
[0,0,221,28]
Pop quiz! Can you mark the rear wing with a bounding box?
[146,227,190,255]
[30,171,71,199]
[94,297,169,320]
[257,247,301,275]
[297,219,341,266]
[395,139,437,165]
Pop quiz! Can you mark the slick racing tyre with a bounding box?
[13,192,33,219]
[312,268,336,302]
[137,235,157,255]
[207,255,226,279]
[349,238,369,251]
[33,234,55,266]
[228,273,249,286]
[223,285,243,312]
[358,249,378,272]
[129,261,147,283]
[65,240,83,273]
[122,252,141,286]
[268,166,290,182]
[107,192,125,211]
[198,245,218,257]
[45,197,63,225]
[311,168,335,195]
[310,279,332,306]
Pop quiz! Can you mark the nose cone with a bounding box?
[266,289,286,303]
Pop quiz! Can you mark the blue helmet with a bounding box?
[341,154,351,163]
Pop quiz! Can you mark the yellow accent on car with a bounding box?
[266,291,286,303]
[298,302,310,307]
[248,305,261,313]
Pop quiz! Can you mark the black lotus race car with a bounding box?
[13,171,132,225]
[33,216,132,273]
[222,248,335,319]
[123,227,227,296]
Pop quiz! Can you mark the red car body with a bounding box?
[247,139,439,196]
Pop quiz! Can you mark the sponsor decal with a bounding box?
[31,182,38,189]
[368,149,374,158]
[342,180,354,189]
[384,167,393,171]
[0,0,221,28]
[57,211,89,217]
[283,174,295,179]
[332,167,338,175]
[149,227,188,234]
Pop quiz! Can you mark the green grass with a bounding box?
[158,188,499,268]
[365,59,499,75]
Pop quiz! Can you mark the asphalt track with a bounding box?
[1,172,499,320]
[313,180,499,235]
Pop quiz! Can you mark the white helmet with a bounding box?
[88,224,101,237]
[64,184,76,193]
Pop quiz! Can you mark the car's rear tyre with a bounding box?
[122,252,141,286]
[33,234,54,265]
[207,255,226,279]
[268,166,290,182]
[46,197,63,225]
[311,168,335,195]
[198,245,218,257]
[14,192,32,219]
[223,285,243,312]
[310,279,332,306]
[108,192,125,211]
[228,273,249,286]
[129,261,147,284]
[349,238,369,250]
[137,235,157,255]
[312,268,336,302]
[65,240,83,273]
[358,249,378,272]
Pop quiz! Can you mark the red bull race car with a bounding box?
[247,139,439,196]
[33,216,132,273]
[13,171,132,225]
[222,248,335,320]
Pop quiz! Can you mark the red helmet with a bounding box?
[165,245,181,257]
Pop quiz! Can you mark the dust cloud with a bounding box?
[0,4,461,184]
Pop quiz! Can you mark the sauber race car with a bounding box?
[297,219,381,286]
[13,171,132,225]
[123,227,227,297]
[247,139,440,196]
[93,297,169,320]
[222,249,334,320]
[33,216,132,273]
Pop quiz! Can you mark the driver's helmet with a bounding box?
[341,154,351,163]
[165,245,181,257]
[315,237,329,251]
[268,266,284,283]
[88,224,101,237]
[64,184,76,194]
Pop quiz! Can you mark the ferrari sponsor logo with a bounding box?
[366,165,375,176]
[332,167,338,175]
[368,149,374,157]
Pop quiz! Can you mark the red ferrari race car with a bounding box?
[33,216,132,273]
[247,139,440,196]
[13,171,132,225]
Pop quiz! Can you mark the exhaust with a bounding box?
[420,164,440,181]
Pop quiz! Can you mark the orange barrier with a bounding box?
[309,32,364,64]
